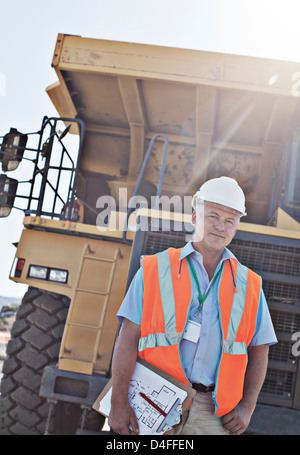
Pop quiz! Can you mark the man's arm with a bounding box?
[108,318,140,435]
[222,344,269,435]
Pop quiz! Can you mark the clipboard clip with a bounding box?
[156,398,182,433]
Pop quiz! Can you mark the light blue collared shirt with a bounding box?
[117,241,277,385]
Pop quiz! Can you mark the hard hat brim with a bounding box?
[192,194,247,217]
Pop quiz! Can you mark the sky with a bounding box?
[1,0,300,297]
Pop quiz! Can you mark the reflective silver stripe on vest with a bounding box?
[219,261,249,355]
[138,332,182,351]
[213,261,252,412]
[138,249,182,352]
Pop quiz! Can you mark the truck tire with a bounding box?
[0,287,104,435]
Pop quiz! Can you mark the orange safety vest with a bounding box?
[138,247,261,416]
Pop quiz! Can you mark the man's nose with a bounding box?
[214,219,225,230]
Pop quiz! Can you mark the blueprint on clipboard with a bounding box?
[95,361,188,435]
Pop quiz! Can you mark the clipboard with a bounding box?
[92,358,195,434]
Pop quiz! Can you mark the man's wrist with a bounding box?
[239,395,257,415]
[111,386,130,406]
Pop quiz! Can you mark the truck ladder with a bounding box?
[58,243,120,375]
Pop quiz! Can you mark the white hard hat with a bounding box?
[192,176,247,216]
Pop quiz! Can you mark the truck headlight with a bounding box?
[0,128,28,172]
[49,269,68,283]
[28,265,48,280]
[27,265,68,283]
[0,174,18,217]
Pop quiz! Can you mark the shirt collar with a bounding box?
[179,240,239,264]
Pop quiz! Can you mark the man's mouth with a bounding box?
[210,233,225,239]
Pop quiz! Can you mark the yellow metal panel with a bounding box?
[238,220,300,239]
[51,34,300,96]
[46,82,79,134]
[57,358,93,376]
[268,208,300,231]
[10,229,87,298]
[136,208,300,239]
[22,214,135,240]
[10,226,132,375]
[79,131,130,176]
[67,291,107,326]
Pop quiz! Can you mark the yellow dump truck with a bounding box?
[0,34,300,435]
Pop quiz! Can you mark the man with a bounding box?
[108,176,277,435]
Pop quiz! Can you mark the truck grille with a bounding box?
[262,369,295,397]
[142,229,187,255]
[136,223,300,409]
[230,232,300,408]
[263,281,300,302]
[270,311,300,334]
[228,239,300,277]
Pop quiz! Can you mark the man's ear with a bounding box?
[191,210,196,226]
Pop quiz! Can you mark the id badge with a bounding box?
[183,320,201,343]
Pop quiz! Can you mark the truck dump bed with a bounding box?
[47,34,300,226]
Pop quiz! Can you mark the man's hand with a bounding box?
[222,344,269,435]
[222,402,252,435]
[108,400,139,435]
[108,318,140,435]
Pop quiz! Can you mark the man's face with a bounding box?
[192,202,240,253]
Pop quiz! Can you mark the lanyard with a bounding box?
[187,257,224,315]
